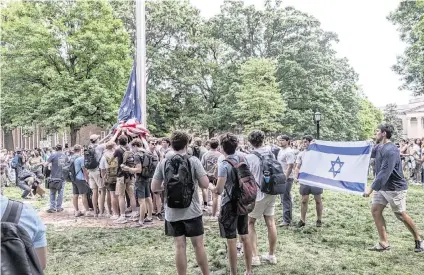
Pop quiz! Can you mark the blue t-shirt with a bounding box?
[0,196,47,248]
[47,152,68,179]
[74,156,85,181]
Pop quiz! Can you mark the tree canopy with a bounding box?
[1,0,384,142]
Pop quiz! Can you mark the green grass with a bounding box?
[4,184,424,275]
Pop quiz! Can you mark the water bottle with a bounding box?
[264,171,270,183]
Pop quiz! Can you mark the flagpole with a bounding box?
[136,0,147,127]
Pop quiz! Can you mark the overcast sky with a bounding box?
[190,0,411,107]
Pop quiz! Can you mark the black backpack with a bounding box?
[164,154,195,208]
[1,200,44,275]
[84,144,99,169]
[135,150,158,179]
[62,156,80,183]
[252,151,286,195]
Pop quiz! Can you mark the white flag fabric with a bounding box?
[298,140,372,195]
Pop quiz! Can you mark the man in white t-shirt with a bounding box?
[276,135,295,227]
[245,130,278,266]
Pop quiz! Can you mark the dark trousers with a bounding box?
[280,178,294,224]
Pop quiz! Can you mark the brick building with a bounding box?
[0,124,108,151]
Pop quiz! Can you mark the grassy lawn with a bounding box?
[4,184,424,275]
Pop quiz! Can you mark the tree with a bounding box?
[388,1,424,95]
[357,97,384,140]
[232,58,285,133]
[383,103,404,141]
[1,0,131,144]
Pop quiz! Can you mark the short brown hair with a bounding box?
[118,135,128,146]
[220,133,238,155]
[248,130,265,148]
[105,141,116,150]
[209,138,219,149]
[73,144,82,152]
[171,131,190,151]
[194,137,202,147]
[131,138,143,148]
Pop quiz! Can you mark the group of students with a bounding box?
[399,137,424,185]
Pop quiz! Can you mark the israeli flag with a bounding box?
[298,140,372,195]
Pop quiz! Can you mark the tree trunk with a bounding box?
[70,126,79,146]
[3,128,14,151]
[208,127,215,139]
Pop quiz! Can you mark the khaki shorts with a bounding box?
[248,194,276,220]
[116,176,135,196]
[372,190,407,213]
[88,169,104,189]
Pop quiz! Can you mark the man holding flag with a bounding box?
[364,124,423,252]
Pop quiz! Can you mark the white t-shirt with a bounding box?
[277,147,295,179]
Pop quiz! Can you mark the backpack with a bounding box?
[252,151,286,195]
[104,155,118,185]
[135,150,158,179]
[271,146,280,160]
[84,145,99,170]
[1,200,44,275]
[204,152,219,183]
[122,147,135,168]
[62,156,80,183]
[11,155,19,169]
[223,157,258,215]
[164,154,195,208]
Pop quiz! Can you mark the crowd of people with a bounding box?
[0,124,423,275]
[399,138,424,185]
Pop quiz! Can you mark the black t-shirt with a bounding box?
[113,147,125,178]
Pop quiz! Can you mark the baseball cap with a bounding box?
[90,134,100,141]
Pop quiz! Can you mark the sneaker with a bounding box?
[74,211,84,217]
[85,211,95,217]
[125,207,132,214]
[114,216,128,224]
[137,221,146,228]
[415,240,424,253]
[368,242,391,252]
[237,243,244,258]
[127,211,139,218]
[57,208,64,212]
[157,213,164,221]
[251,256,261,266]
[297,220,306,228]
[110,215,119,220]
[278,222,290,227]
[46,208,57,213]
[316,220,323,227]
[144,217,153,224]
[261,254,277,265]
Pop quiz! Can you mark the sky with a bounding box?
[190,0,411,107]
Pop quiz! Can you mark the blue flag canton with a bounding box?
[329,156,344,178]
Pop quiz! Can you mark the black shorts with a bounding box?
[106,183,116,192]
[135,178,151,199]
[165,216,204,237]
[218,203,248,239]
[73,180,90,195]
[299,184,323,196]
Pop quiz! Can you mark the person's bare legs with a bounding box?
[248,217,258,257]
[212,193,219,217]
[153,193,162,215]
[81,194,89,212]
[314,195,323,221]
[190,235,210,275]
[138,198,146,224]
[92,188,99,215]
[72,194,79,212]
[394,212,422,240]
[371,204,389,246]
[300,195,309,222]
[118,194,126,216]
[227,238,238,275]
[174,236,187,275]
[126,183,137,212]
[99,187,106,214]
[240,234,253,274]
[110,191,119,216]
[264,215,277,255]
[146,196,153,219]
[106,189,112,214]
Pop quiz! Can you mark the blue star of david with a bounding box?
[329,156,344,178]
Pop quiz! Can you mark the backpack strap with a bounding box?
[1,199,23,224]
[251,151,263,160]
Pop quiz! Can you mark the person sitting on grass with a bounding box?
[151,131,210,275]
[364,124,423,253]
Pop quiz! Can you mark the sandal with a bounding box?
[368,242,391,252]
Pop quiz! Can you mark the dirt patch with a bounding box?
[39,201,165,229]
